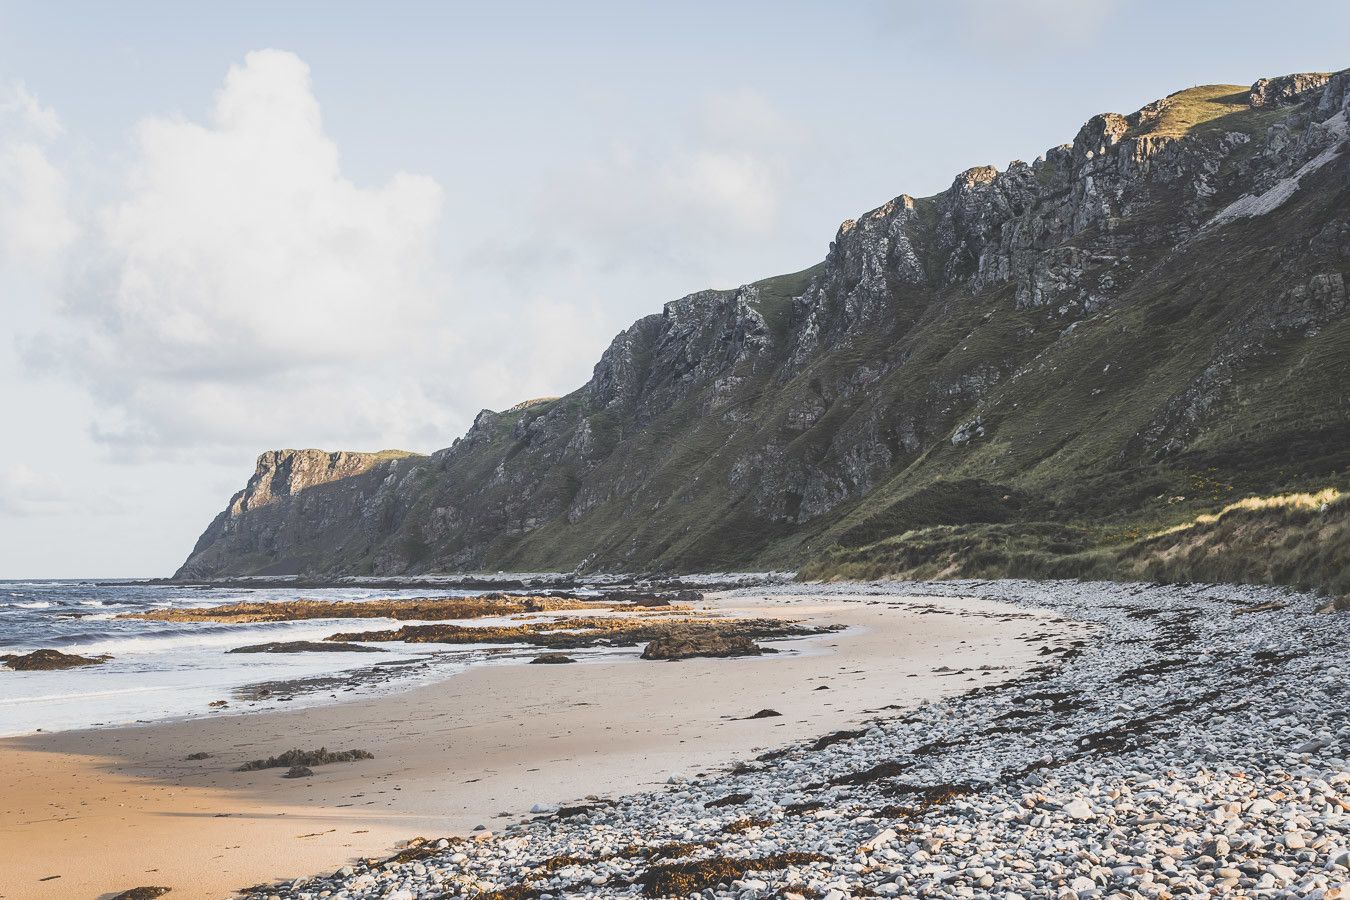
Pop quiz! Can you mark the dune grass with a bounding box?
[802,486,1350,602]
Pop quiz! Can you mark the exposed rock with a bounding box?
[529,653,576,665]
[640,630,773,661]
[1249,72,1334,107]
[227,641,384,654]
[1,649,111,671]
[283,765,314,778]
[326,617,829,651]
[125,595,604,624]
[950,417,985,446]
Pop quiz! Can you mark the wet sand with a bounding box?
[0,590,1069,899]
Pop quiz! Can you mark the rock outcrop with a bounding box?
[179,69,1350,579]
[177,449,424,577]
[1,649,112,670]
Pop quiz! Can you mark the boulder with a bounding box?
[530,653,576,664]
[641,629,771,661]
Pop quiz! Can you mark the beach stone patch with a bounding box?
[1,648,111,670]
[237,579,1350,900]
[283,765,314,778]
[185,752,211,760]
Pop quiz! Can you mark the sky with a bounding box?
[0,1,1346,577]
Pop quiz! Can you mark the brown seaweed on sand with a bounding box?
[636,853,829,897]
[237,747,374,771]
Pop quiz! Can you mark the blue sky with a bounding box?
[1,0,1346,576]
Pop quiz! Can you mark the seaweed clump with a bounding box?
[637,853,829,897]
[237,747,374,771]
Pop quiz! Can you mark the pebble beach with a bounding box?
[245,579,1349,900]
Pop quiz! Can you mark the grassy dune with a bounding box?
[800,484,1350,605]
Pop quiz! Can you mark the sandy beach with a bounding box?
[0,590,1065,899]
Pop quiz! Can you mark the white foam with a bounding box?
[0,585,543,736]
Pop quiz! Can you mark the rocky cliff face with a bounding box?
[179,450,424,577]
[178,70,1350,579]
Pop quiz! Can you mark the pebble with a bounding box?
[1063,799,1095,820]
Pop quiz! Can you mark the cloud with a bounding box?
[551,143,784,252]
[700,88,804,148]
[0,82,77,275]
[28,50,452,456]
[0,82,63,140]
[0,464,71,517]
[476,89,797,283]
[446,88,806,407]
[16,65,807,468]
[0,464,126,518]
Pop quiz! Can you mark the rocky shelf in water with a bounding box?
[1,649,113,671]
[323,617,836,655]
[227,641,385,654]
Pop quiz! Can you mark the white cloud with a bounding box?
[445,89,805,408]
[482,89,796,282]
[0,464,126,518]
[550,143,784,250]
[29,50,452,456]
[15,65,806,468]
[701,88,804,148]
[0,83,63,140]
[0,464,72,517]
[0,82,77,275]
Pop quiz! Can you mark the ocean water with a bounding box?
[0,580,561,736]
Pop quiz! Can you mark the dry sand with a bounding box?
[0,590,1071,899]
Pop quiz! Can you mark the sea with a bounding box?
[0,579,570,737]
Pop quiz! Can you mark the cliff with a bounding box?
[177,69,1350,583]
[178,450,424,577]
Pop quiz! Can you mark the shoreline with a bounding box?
[92,573,798,593]
[235,578,1349,900]
[0,589,1062,899]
